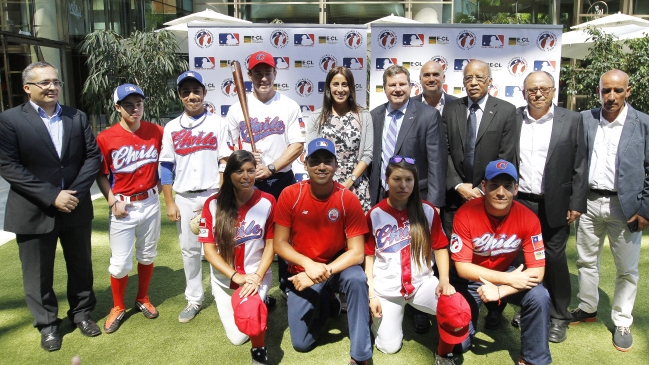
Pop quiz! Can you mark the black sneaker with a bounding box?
[613,326,633,352]
[484,310,502,330]
[569,308,597,325]
[264,295,276,309]
[251,346,268,365]
[511,312,521,328]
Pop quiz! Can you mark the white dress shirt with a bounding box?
[518,106,554,195]
[421,92,447,114]
[589,103,629,191]
[382,100,409,175]
[467,94,487,137]
[30,100,63,158]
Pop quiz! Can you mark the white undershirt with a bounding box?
[518,106,554,195]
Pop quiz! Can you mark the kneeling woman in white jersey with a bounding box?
[364,156,460,362]
[198,150,275,365]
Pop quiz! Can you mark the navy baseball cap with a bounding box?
[113,84,145,104]
[177,71,205,88]
[306,138,336,158]
[248,51,275,70]
[484,159,518,181]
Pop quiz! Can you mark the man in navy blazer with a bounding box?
[571,69,649,352]
[369,64,447,208]
[411,60,458,114]
[0,62,102,351]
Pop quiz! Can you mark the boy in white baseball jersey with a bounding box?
[96,84,163,334]
[226,50,305,295]
[160,71,233,323]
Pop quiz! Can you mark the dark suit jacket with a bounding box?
[0,103,101,235]
[443,95,518,193]
[411,92,458,109]
[369,99,447,207]
[514,106,588,228]
[583,105,649,220]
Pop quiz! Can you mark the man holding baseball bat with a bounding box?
[227,50,306,297]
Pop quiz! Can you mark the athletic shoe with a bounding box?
[569,308,596,325]
[134,296,159,319]
[613,326,633,352]
[435,353,456,365]
[330,293,342,318]
[104,307,125,334]
[511,312,521,328]
[263,295,276,309]
[251,346,268,365]
[518,356,532,365]
[484,310,502,330]
[178,303,201,323]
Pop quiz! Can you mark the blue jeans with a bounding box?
[453,266,552,365]
[286,265,372,361]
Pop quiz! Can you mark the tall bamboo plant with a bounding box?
[78,29,188,124]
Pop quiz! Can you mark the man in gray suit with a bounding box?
[369,64,447,208]
[514,71,588,343]
[412,60,458,114]
[571,69,649,352]
[0,62,102,351]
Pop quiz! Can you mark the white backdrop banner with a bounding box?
[369,24,563,110]
[188,23,367,180]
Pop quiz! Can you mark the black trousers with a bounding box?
[17,218,96,335]
[516,197,572,325]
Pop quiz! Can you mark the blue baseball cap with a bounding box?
[113,84,145,104]
[177,71,205,88]
[306,138,336,158]
[484,159,518,181]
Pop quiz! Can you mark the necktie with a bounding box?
[382,110,400,189]
[464,103,479,183]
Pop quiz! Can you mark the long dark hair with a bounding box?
[385,160,432,272]
[214,150,256,266]
[318,66,360,131]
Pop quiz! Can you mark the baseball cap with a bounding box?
[113,83,145,104]
[484,159,518,181]
[436,293,471,344]
[231,288,268,337]
[306,138,336,159]
[248,51,276,70]
[177,71,205,88]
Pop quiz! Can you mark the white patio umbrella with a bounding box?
[562,12,649,59]
[366,14,422,34]
[156,10,251,53]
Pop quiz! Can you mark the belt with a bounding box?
[116,187,157,202]
[517,192,544,201]
[590,188,617,196]
[186,189,207,194]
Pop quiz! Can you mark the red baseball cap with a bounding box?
[231,288,268,337]
[248,51,276,70]
[437,293,471,344]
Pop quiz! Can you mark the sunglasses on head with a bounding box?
[389,156,415,165]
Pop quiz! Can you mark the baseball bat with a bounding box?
[231,60,256,152]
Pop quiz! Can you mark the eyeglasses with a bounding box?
[389,156,416,164]
[463,75,489,84]
[526,87,555,95]
[26,80,64,89]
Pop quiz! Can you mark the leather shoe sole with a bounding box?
[41,332,62,351]
[549,323,567,343]
[77,319,102,337]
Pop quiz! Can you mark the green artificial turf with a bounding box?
[0,197,648,364]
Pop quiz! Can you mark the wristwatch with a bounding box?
[268,164,276,175]
[350,175,357,182]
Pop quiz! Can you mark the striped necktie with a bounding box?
[382,109,401,189]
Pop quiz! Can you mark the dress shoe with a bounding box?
[484,310,502,330]
[77,319,102,337]
[548,323,567,343]
[41,331,62,351]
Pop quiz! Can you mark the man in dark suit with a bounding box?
[412,60,458,114]
[571,69,649,352]
[0,62,102,351]
[369,64,447,208]
[443,60,517,330]
[513,71,588,343]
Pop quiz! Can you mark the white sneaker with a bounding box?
[178,303,201,323]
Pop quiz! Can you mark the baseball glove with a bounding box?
[190,211,202,235]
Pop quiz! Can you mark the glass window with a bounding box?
[327,1,405,24]
[635,0,649,14]
[34,0,63,41]
[242,1,319,24]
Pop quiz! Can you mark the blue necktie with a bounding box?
[382,110,400,189]
[464,103,479,183]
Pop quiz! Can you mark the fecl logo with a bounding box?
[456,30,477,50]
[270,29,289,48]
[537,31,557,51]
[344,30,363,49]
[194,29,214,48]
[377,29,397,49]
[295,79,314,97]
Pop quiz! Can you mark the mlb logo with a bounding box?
[533,60,556,72]
[454,59,471,71]
[194,57,215,69]
[244,81,253,93]
[220,105,230,117]
[318,81,326,93]
[274,57,290,69]
[218,33,239,45]
[482,35,504,47]
[316,140,328,147]
[343,57,363,70]
[376,58,397,70]
[402,34,424,46]
[300,105,315,113]
[294,34,315,46]
[505,86,522,97]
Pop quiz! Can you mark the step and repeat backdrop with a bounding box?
[188,23,562,179]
